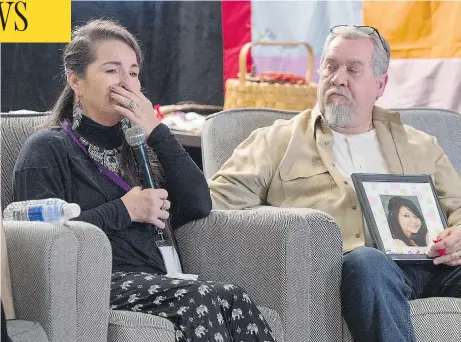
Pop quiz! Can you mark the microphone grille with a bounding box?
[125,125,145,146]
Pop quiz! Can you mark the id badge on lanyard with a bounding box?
[156,239,183,275]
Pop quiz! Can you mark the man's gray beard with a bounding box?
[324,104,354,127]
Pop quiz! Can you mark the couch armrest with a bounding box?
[4,221,78,342]
[175,207,343,342]
[64,221,112,342]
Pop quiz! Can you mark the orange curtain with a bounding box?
[364,1,461,59]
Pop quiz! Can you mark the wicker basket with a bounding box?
[224,41,318,111]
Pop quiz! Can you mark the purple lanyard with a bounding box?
[61,120,131,192]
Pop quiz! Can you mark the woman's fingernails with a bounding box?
[111,85,117,90]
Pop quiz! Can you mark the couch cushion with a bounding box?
[108,310,175,342]
[0,112,49,210]
[342,297,461,342]
[398,108,461,175]
[107,306,285,342]
[7,320,49,342]
[410,297,461,342]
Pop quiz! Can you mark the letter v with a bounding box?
[0,2,14,30]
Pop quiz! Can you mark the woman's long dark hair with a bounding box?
[387,196,428,246]
[46,19,164,188]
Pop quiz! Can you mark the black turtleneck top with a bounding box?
[13,116,212,274]
[78,114,125,149]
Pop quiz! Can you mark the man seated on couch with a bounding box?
[208,25,461,342]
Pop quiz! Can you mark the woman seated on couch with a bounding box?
[13,19,275,342]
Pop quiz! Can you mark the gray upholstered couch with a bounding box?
[1,111,344,342]
[202,107,461,342]
[4,107,460,342]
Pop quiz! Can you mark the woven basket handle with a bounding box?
[238,41,315,84]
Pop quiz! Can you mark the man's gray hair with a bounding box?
[320,25,390,78]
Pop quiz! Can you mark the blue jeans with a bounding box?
[342,247,461,342]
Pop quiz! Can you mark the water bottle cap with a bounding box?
[63,203,81,219]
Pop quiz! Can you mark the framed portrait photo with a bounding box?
[351,173,448,262]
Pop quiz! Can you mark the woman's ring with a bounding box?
[127,100,137,111]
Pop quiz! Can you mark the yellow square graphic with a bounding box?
[0,0,71,43]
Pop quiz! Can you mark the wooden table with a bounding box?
[171,130,203,169]
[171,130,201,148]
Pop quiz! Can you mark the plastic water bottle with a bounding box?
[3,198,81,224]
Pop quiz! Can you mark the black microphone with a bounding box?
[125,125,156,189]
[125,125,166,241]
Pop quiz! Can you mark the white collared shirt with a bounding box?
[331,128,388,181]
[331,128,389,247]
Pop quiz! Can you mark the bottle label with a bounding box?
[28,206,44,221]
